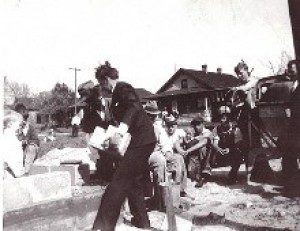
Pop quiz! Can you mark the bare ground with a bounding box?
[39,131,300,230]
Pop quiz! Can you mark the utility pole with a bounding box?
[288,0,300,60]
[69,67,81,114]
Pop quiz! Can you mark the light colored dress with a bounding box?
[3,129,25,178]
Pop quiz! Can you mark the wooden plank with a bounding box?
[160,182,177,231]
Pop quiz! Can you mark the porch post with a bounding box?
[205,97,208,110]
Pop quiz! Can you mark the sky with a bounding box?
[0,0,295,94]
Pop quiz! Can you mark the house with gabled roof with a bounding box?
[149,66,243,120]
[134,88,154,105]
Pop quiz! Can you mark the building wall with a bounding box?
[158,94,210,114]
[165,74,199,92]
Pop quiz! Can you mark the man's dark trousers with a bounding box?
[92,143,155,231]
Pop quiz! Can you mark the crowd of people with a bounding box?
[75,60,264,231]
[86,60,299,230]
[3,59,299,231]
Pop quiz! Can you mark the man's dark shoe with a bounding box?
[195,178,205,188]
[227,177,237,185]
[180,191,195,200]
[180,191,188,197]
[131,217,150,229]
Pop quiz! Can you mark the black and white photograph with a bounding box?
[1,0,300,230]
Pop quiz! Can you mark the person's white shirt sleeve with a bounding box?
[3,135,25,178]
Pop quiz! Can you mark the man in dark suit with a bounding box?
[282,60,300,197]
[92,61,156,231]
[78,81,117,182]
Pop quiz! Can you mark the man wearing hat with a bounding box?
[185,116,218,187]
[78,80,116,182]
[93,61,156,231]
[145,102,192,199]
[144,101,191,204]
[144,101,167,207]
[163,117,190,197]
[212,113,244,184]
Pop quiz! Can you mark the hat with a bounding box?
[191,116,205,126]
[144,101,160,115]
[78,81,95,97]
[165,116,177,126]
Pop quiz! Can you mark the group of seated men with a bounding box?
[144,101,246,202]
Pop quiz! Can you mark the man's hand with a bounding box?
[164,151,173,159]
[88,146,100,162]
[219,148,229,155]
[180,150,189,157]
[109,132,123,148]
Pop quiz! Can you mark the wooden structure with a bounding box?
[134,88,154,106]
[149,68,242,120]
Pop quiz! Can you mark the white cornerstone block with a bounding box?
[3,172,72,212]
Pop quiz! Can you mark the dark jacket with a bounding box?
[289,84,300,136]
[216,124,235,149]
[111,81,156,148]
[81,98,110,133]
[21,122,40,150]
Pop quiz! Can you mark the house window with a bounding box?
[172,100,178,111]
[197,98,205,109]
[37,114,41,124]
[181,79,188,89]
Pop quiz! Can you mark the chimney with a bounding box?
[217,67,222,74]
[202,64,208,73]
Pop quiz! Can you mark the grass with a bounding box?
[38,131,88,158]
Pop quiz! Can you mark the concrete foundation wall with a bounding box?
[4,188,104,231]
[3,172,72,212]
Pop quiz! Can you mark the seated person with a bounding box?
[3,112,25,179]
[15,103,40,175]
[145,102,167,204]
[183,116,219,188]
[145,103,190,199]
[181,127,198,178]
[163,118,189,197]
[212,113,244,184]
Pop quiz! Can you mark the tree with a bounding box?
[4,77,32,107]
[265,51,293,75]
[4,77,31,98]
[37,83,75,127]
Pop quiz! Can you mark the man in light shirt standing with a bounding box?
[71,113,81,137]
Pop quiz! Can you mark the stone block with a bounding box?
[50,164,90,186]
[29,165,50,175]
[3,172,72,212]
[3,179,33,212]
[75,211,97,230]
[48,217,74,231]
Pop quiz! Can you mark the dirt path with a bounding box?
[181,158,300,230]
